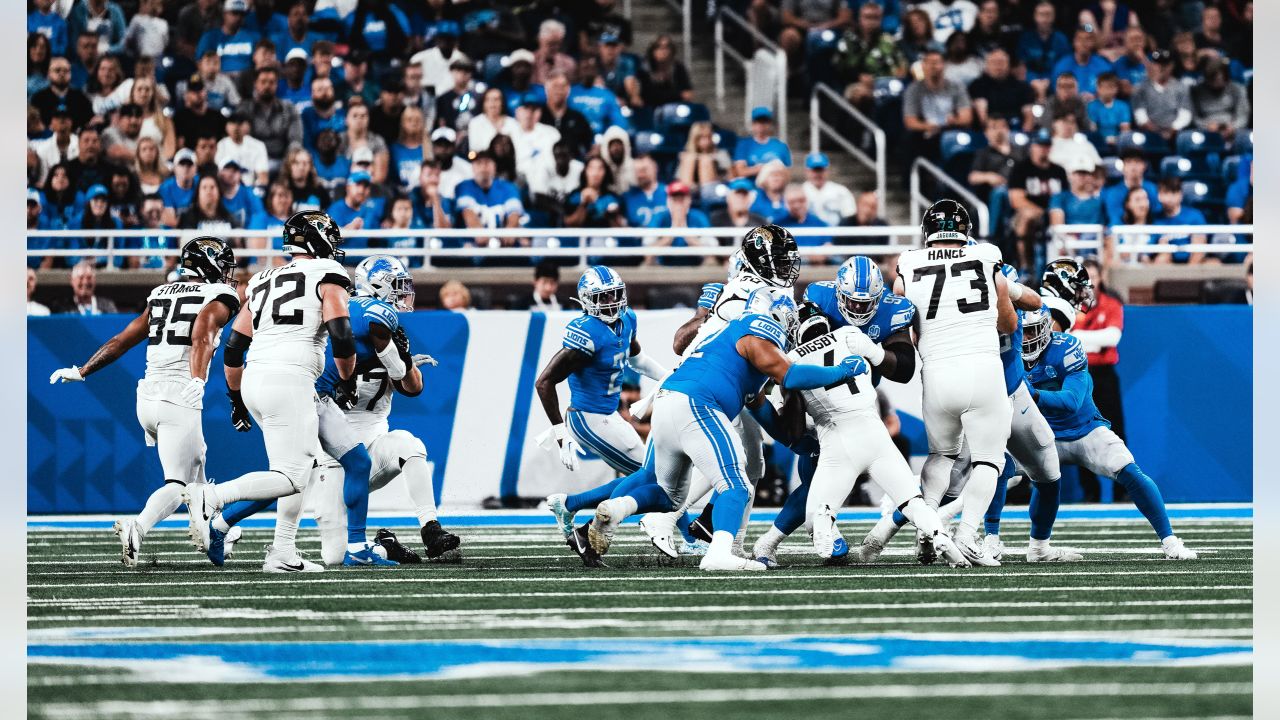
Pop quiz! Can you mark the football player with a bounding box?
[50,238,243,567]
[1021,307,1197,559]
[893,199,1018,566]
[538,266,668,535]
[588,287,868,572]
[184,212,370,566]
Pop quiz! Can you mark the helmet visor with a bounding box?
[390,275,416,311]
[839,293,876,326]
[1021,314,1052,364]
[584,286,627,321]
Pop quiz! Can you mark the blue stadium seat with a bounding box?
[1231,129,1252,156]
[481,53,506,85]
[627,106,655,132]
[653,103,711,132]
[1117,130,1170,157]
[713,126,738,152]
[1176,129,1225,176]
[1159,155,1194,180]
[940,129,985,183]
[1101,156,1123,184]
[1221,155,1243,185]
[699,182,729,213]
[1182,180,1225,223]
[873,76,906,106]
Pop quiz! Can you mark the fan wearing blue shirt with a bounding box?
[326,171,382,264]
[343,2,411,61]
[1017,2,1071,85]
[597,31,640,105]
[29,0,68,57]
[569,55,630,134]
[455,150,529,267]
[749,163,791,223]
[1085,73,1131,144]
[271,0,320,63]
[158,149,199,222]
[733,107,792,177]
[196,0,260,76]
[621,156,667,228]
[1102,149,1161,224]
[216,159,265,229]
[780,184,833,254]
[1049,161,1106,243]
[645,181,710,267]
[1051,27,1113,97]
[1152,177,1208,264]
[244,1,288,39]
[300,77,346,150]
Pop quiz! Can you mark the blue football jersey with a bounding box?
[562,308,638,414]
[1000,309,1026,395]
[663,313,786,418]
[1026,332,1110,440]
[802,282,916,343]
[315,296,400,398]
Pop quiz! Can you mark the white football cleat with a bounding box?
[183,483,213,551]
[588,499,622,554]
[699,553,768,572]
[113,519,141,568]
[752,535,781,568]
[982,533,1006,561]
[1162,535,1198,560]
[544,493,574,538]
[850,535,886,563]
[914,529,937,565]
[223,526,244,560]
[679,538,710,556]
[951,526,1001,567]
[262,544,325,573]
[639,512,679,559]
[930,531,972,568]
[811,504,839,559]
[1026,539,1083,562]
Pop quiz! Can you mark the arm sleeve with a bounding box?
[1073,325,1121,349]
[1034,367,1091,414]
[223,330,252,368]
[782,362,850,391]
[326,317,356,359]
[626,351,669,381]
[375,340,408,381]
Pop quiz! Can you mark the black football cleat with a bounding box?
[420,520,461,560]
[375,528,422,564]
[568,522,608,568]
[689,503,715,543]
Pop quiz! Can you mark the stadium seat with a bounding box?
[653,103,712,132]
[1117,130,1171,157]
[1153,279,1206,304]
[1176,130,1225,177]
[1201,277,1249,304]
[699,182,729,213]
[1101,156,1123,184]
[940,129,985,183]
[1231,129,1253,156]
[1159,156,1194,180]
[1182,179,1225,223]
[481,52,507,85]
[627,106,655,132]
[873,76,906,106]
[1221,155,1243,185]
[713,126,738,152]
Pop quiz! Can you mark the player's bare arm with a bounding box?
[672,307,710,355]
[627,336,668,380]
[737,335,793,384]
[534,348,592,429]
[50,310,151,382]
[188,301,233,382]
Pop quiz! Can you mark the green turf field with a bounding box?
[27,514,1253,720]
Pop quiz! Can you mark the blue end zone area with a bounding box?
[26,504,1253,530]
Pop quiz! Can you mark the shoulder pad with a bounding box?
[744,314,787,349]
[364,300,399,330]
[207,282,241,315]
[881,294,916,334]
[563,316,596,354]
[1051,332,1088,373]
[802,281,834,303]
[971,242,1003,264]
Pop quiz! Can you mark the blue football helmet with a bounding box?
[1021,307,1053,364]
[354,255,415,311]
[834,256,884,327]
[577,265,628,323]
[744,286,799,343]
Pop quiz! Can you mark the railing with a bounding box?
[643,0,693,69]
[714,8,787,138]
[809,83,886,218]
[1049,223,1254,260]
[909,157,991,239]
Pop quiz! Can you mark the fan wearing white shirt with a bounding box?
[527,139,583,205]
[801,152,856,226]
[466,87,520,152]
[430,127,472,200]
[215,113,270,187]
[511,97,561,183]
[408,22,465,97]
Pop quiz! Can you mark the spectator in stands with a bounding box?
[898,9,935,65]
[175,0,220,59]
[1007,129,1066,270]
[943,31,984,87]
[622,155,667,229]
[639,34,694,107]
[281,146,330,213]
[369,76,406,145]
[733,107,792,178]
[271,0,317,62]
[27,268,50,317]
[1102,148,1160,224]
[390,106,427,189]
[565,156,623,231]
[409,21,463,96]
[32,57,93,130]
[431,128,472,200]
[101,103,143,166]
[1118,184,1155,262]
[327,170,380,234]
[835,1,907,110]
[27,190,52,267]
[1111,25,1150,94]
[532,20,576,87]
[1048,157,1105,230]
[597,30,642,108]
[401,63,435,122]
[215,113,269,188]
[1087,72,1131,146]
[495,50,544,117]
[711,178,768,245]
[277,48,310,106]
[27,32,51,100]
[508,261,563,311]
[58,261,118,315]
[1226,160,1252,224]
[1073,257,1125,449]
[28,0,67,58]
[841,190,890,244]
[569,55,630,135]
[781,184,833,256]
[527,140,582,225]
[1078,1,1140,57]
[408,160,452,231]
[1191,59,1251,142]
[68,184,122,268]
[902,49,972,162]
[778,0,853,73]
[917,0,978,45]
[342,101,389,186]
[68,0,127,58]
[456,149,526,237]
[157,149,196,226]
[173,77,223,151]
[967,0,1011,56]
[1194,5,1228,57]
[1152,176,1208,265]
[124,194,174,271]
[751,160,791,223]
[1048,109,1102,172]
[340,50,378,108]
[106,167,140,230]
[31,106,78,178]
[489,134,519,184]
[67,126,123,194]
[237,66,300,175]
[647,180,713,267]
[540,72,592,160]
[216,158,264,229]
[1132,50,1192,142]
[968,48,1031,126]
[133,137,167,196]
[600,125,636,195]
[70,31,98,90]
[381,195,427,269]
[1053,24,1113,99]
[435,59,479,135]
[1038,72,1090,131]
[128,76,176,160]
[41,163,82,230]
[242,40,281,101]
[677,121,731,189]
[189,49,241,112]
[968,114,1016,199]
[196,0,257,77]
[1017,1,1070,94]
[301,77,346,151]
[346,0,412,68]
[86,55,125,117]
[512,96,560,183]
[467,87,518,154]
[250,182,292,261]
[439,280,472,311]
[802,152,856,227]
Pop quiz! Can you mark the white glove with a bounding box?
[412,354,438,367]
[179,377,206,406]
[49,366,84,384]
[550,423,581,472]
[630,388,658,421]
[844,332,886,366]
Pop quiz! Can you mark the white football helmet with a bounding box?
[744,286,799,341]
[577,265,628,323]
[1021,307,1053,364]
[834,256,884,327]
[354,255,415,311]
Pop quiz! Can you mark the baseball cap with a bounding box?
[1069,157,1097,173]
[174,148,197,165]
[431,127,457,144]
[805,152,830,170]
[224,0,249,13]
[186,74,205,91]
[285,47,309,63]
[667,180,691,197]
[1149,49,1173,64]
[599,30,621,45]
[86,184,109,200]
[1032,128,1053,146]
[218,157,243,172]
[449,57,474,73]
[728,177,756,193]
[435,20,461,37]
[518,93,544,108]
[348,170,372,185]
[507,48,535,66]
[352,147,374,165]
[750,106,774,122]
[27,189,42,206]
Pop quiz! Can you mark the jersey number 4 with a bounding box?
[147,296,201,346]
[821,349,860,396]
[249,272,306,330]
[913,260,990,319]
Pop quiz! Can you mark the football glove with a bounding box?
[843,331,886,366]
[227,390,252,432]
[49,366,84,384]
[550,423,581,472]
[838,355,869,379]
[412,354,438,367]
[391,326,411,355]
[698,283,724,310]
[334,375,359,411]
[179,377,206,407]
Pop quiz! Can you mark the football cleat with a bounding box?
[689,504,715,543]
[420,521,461,560]
[1162,535,1198,560]
[931,532,972,568]
[375,528,422,564]
[588,499,622,555]
[679,538,710,556]
[982,533,1006,561]
[951,526,1000,567]
[699,552,768,572]
[205,521,227,567]
[812,504,839,559]
[567,523,608,568]
[223,526,244,560]
[1026,539,1083,562]
[262,544,324,573]
[544,493,574,538]
[343,543,400,567]
[850,535,886,563]
[183,483,214,551]
[639,512,680,559]
[752,535,782,569]
[914,529,938,565]
[113,519,141,568]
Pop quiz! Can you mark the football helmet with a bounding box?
[795,301,832,345]
[744,286,799,341]
[577,265,628,323]
[834,256,884,327]
[178,236,235,284]
[283,210,345,261]
[1041,257,1095,312]
[1021,307,1053,364]
[726,248,747,282]
[740,224,801,287]
[921,199,972,244]
[355,255,415,311]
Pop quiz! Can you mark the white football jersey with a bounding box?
[681,272,774,360]
[142,280,239,381]
[788,326,878,426]
[343,368,396,439]
[896,242,1003,363]
[245,258,351,379]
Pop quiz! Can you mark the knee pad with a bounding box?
[383,430,428,463]
[340,446,373,478]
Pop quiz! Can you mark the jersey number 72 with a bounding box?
[249,272,306,330]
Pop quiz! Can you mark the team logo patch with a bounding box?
[866,325,881,340]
